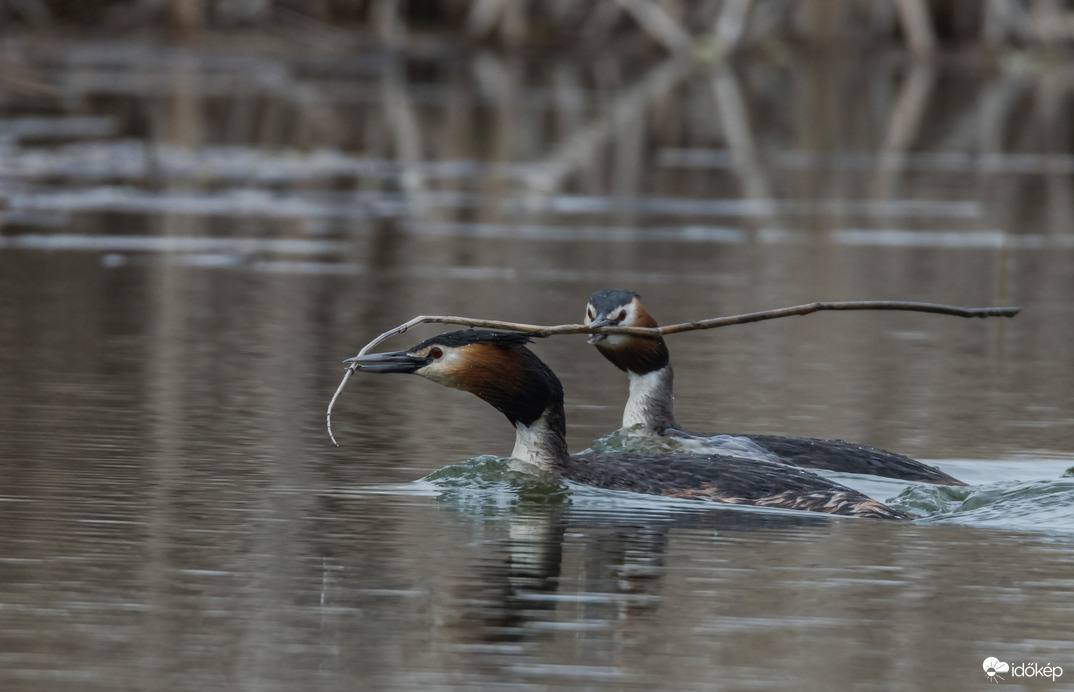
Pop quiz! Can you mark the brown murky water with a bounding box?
[2,39,1074,691]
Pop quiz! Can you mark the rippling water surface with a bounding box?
[2,37,1074,692]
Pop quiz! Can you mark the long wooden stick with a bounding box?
[658,300,1020,334]
[327,300,1020,445]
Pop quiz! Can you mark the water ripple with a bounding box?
[892,479,1074,534]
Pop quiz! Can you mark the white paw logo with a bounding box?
[983,657,1010,683]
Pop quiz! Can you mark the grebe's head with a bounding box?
[584,289,668,375]
[347,329,560,427]
[584,289,658,343]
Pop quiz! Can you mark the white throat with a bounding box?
[623,366,677,430]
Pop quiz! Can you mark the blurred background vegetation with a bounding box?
[3,0,1074,56]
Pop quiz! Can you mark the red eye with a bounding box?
[587,308,595,320]
[617,310,626,321]
[429,347,443,359]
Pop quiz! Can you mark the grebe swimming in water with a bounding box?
[348,329,909,519]
[584,289,965,486]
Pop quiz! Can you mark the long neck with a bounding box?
[507,352,569,471]
[595,335,678,432]
[461,345,571,472]
[624,364,679,431]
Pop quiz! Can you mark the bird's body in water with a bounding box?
[348,329,909,520]
[583,289,965,486]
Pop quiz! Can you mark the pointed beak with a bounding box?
[344,349,427,373]
[586,316,615,344]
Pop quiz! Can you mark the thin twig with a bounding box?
[616,0,694,55]
[658,300,1021,334]
[894,0,937,55]
[327,300,1020,445]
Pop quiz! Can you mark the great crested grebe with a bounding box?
[584,289,965,486]
[348,329,909,520]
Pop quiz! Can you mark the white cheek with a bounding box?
[417,350,464,386]
[587,303,637,329]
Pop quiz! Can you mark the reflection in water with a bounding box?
[263,485,1074,691]
[2,38,1074,692]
